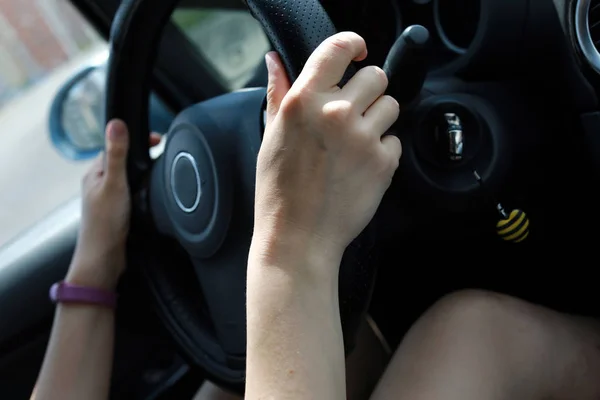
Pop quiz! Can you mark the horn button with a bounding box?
[171,152,202,213]
[152,122,232,258]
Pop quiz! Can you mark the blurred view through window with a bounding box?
[173,8,271,90]
[0,0,105,247]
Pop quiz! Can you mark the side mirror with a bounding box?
[49,65,107,160]
[49,61,173,160]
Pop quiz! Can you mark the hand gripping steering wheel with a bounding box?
[106,0,382,386]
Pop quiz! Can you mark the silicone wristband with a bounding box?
[49,281,117,309]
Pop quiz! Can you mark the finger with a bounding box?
[265,51,292,127]
[150,132,162,147]
[363,95,400,135]
[299,32,368,90]
[92,153,104,175]
[381,134,402,167]
[83,154,105,187]
[338,66,388,114]
[104,119,129,182]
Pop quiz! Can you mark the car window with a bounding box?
[172,8,271,90]
[0,0,107,247]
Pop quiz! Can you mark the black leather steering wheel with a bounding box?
[106,0,376,386]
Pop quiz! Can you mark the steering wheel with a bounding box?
[107,0,378,386]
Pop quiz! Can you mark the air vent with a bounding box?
[434,0,480,55]
[576,0,600,73]
[589,0,600,48]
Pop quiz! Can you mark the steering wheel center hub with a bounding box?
[171,152,202,213]
[150,122,232,259]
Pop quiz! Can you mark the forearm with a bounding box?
[245,232,346,400]
[33,304,115,400]
[33,256,120,400]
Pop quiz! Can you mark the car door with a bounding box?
[0,0,270,398]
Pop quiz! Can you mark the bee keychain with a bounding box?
[472,169,530,243]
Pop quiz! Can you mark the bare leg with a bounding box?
[371,290,600,400]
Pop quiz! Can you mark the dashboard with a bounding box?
[395,0,481,68]
[322,0,481,72]
[342,0,600,104]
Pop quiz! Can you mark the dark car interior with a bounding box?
[2,0,600,398]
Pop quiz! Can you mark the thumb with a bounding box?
[104,119,129,182]
[265,51,291,127]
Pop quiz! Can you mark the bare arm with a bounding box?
[246,231,346,399]
[33,288,116,400]
[32,122,160,400]
[245,33,401,399]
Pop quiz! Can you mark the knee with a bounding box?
[421,289,548,341]
[414,290,600,399]
[401,289,558,381]
[427,289,516,320]
[431,289,516,314]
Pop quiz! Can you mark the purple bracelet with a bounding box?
[49,281,117,309]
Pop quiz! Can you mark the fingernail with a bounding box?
[265,51,277,73]
[108,119,126,140]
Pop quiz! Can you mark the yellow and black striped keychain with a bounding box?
[472,170,530,243]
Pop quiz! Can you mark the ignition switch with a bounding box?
[436,112,464,162]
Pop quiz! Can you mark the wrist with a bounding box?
[249,222,344,286]
[65,271,119,292]
[66,250,125,291]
